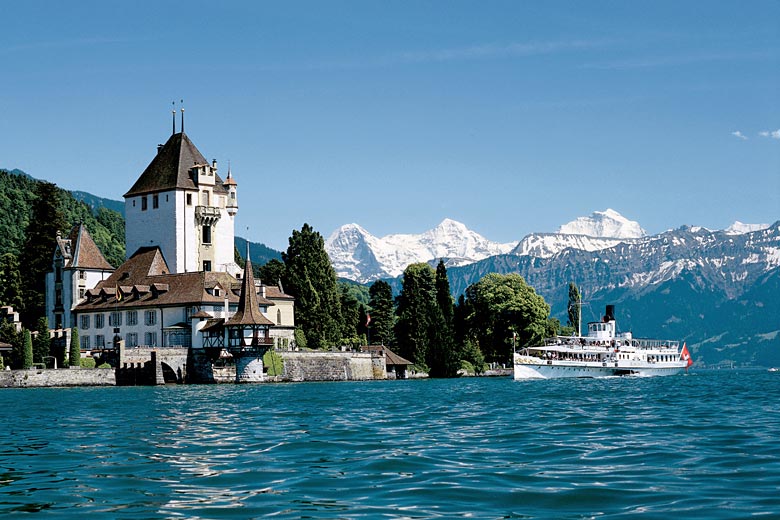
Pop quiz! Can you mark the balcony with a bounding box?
[195,205,222,225]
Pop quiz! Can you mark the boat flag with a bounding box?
[115,285,122,302]
[680,342,693,368]
[365,314,371,327]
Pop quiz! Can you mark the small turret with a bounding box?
[224,164,238,217]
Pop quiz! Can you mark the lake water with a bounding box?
[1,370,779,519]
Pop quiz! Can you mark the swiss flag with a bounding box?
[366,314,371,327]
[680,343,693,368]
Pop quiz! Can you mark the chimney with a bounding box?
[261,285,266,298]
[157,144,163,154]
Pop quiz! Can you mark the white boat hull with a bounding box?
[514,357,686,380]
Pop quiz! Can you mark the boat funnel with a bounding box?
[604,305,615,322]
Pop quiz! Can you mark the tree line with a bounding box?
[261,223,576,377]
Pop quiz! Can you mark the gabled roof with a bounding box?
[226,252,274,326]
[124,132,228,197]
[69,224,114,270]
[56,224,114,270]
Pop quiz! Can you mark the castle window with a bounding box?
[95,314,105,328]
[79,270,86,280]
[145,332,158,347]
[55,265,62,282]
[126,333,138,347]
[203,260,212,272]
[79,288,85,299]
[126,310,138,326]
[80,315,90,330]
[201,190,210,206]
[203,225,212,244]
[141,196,148,211]
[277,309,282,325]
[144,310,156,326]
[186,193,192,206]
[95,335,105,348]
[80,336,90,350]
[153,194,159,209]
[55,289,62,306]
[109,312,122,327]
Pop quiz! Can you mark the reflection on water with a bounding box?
[1,372,780,518]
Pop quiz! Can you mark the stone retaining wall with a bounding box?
[0,368,116,388]
[280,351,381,382]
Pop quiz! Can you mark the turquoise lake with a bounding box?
[1,371,779,519]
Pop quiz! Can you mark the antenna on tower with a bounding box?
[180,99,185,133]
[171,100,176,135]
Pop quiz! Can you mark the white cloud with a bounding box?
[731,131,748,140]
[757,129,780,139]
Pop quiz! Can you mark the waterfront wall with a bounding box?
[0,368,116,388]
[188,349,384,383]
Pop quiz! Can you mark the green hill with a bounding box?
[0,169,126,267]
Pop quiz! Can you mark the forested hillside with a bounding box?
[0,169,125,267]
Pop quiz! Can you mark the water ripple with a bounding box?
[1,371,780,518]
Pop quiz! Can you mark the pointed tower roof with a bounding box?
[124,132,228,197]
[67,224,114,270]
[225,251,274,326]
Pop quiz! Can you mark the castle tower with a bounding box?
[123,132,240,275]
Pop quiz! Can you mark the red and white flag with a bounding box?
[680,342,693,368]
[365,314,371,327]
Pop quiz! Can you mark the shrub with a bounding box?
[80,357,96,368]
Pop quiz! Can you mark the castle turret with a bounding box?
[224,165,238,217]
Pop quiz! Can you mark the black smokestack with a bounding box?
[604,305,615,322]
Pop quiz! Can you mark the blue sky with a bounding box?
[1,1,778,250]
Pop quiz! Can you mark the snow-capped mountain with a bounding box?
[556,208,647,238]
[511,209,644,258]
[325,218,517,282]
[724,221,770,235]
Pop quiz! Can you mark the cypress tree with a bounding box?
[567,282,581,335]
[69,326,80,367]
[33,317,50,364]
[282,224,342,349]
[368,280,394,346]
[22,329,33,369]
[394,263,438,370]
[428,260,458,377]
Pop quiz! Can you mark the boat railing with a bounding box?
[543,336,679,351]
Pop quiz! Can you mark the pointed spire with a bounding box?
[172,100,176,135]
[225,242,272,326]
[180,99,184,133]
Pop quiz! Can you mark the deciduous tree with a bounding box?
[464,273,550,365]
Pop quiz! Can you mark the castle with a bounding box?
[45,127,295,373]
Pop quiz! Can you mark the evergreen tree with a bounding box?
[0,252,24,311]
[338,282,361,347]
[368,280,394,346]
[69,326,80,367]
[567,282,582,335]
[394,263,439,370]
[428,260,458,377]
[282,224,342,349]
[258,259,287,289]
[22,329,33,369]
[33,317,50,364]
[20,182,67,327]
[0,321,20,368]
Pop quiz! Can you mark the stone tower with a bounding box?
[123,132,239,276]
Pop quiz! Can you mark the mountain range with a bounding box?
[326,210,779,368]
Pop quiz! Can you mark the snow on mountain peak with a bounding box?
[326,218,517,282]
[556,209,647,239]
[724,221,770,235]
